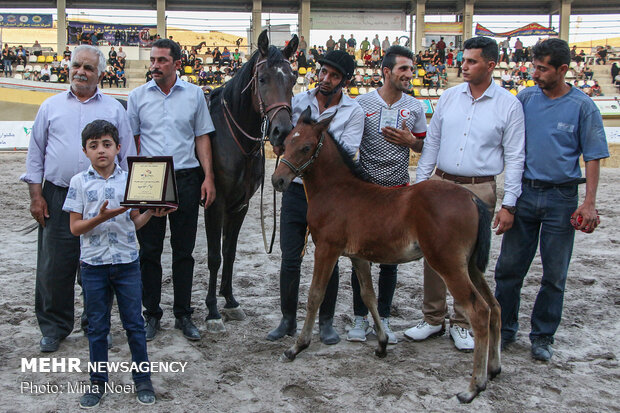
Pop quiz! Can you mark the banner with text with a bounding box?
[0,122,33,150]
[311,12,406,31]
[475,23,558,37]
[67,21,157,46]
[424,22,463,35]
[0,13,53,28]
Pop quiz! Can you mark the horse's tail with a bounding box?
[471,196,491,273]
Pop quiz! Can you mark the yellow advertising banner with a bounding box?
[424,22,463,35]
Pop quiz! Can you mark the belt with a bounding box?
[435,169,495,184]
[175,167,201,177]
[522,177,585,189]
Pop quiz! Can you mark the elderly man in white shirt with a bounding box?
[404,36,525,351]
[267,50,364,345]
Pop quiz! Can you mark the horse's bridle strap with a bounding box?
[280,132,326,177]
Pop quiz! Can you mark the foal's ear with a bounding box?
[315,111,337,131]
[258,30,269,57]
[282,35,299,60]
[300,105,313,125]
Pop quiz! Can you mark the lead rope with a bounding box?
[259,117,278,254]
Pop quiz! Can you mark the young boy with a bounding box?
[63,119,173,408]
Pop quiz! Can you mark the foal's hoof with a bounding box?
[456,384,485,404]
[280,350,296,363]
[221,306,247,321]
[206,318,226,333]
[374,347,387,358]
[489,367,501,380]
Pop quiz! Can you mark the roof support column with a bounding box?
[558,0,572,42]
[57,0,67,53]
[157,0,166,38]
[298,0,310,47]
[414,0,426,53]
[251,0,262,53]
[462,0,474,41]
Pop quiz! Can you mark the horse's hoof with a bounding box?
[206,318,226,333]
[280,350,296,363]
[456,383,485,403]
[374,347,387,358]
[221,306,247,321]
[489,367,501,380]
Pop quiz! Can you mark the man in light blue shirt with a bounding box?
[494,39,609,361]
[267,50,364,345]
[21,45,135,353]
[127,38,216,342]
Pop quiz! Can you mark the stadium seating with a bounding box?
[37,55,45,63]
[28,55,37,63]
[437,88,445,96]
[428,88,438,97]
[420,88,429,97]
[184,66,193,74]
[45,55,54,63]
[180,75,189,82]
[50,74,58,82]
[15,64,24,72]
[33,65,42,72]
[412,78,422,86]
[25,65,33,72]
[298,67,307,75]
[13,73,22,80]
[349,87,359,96]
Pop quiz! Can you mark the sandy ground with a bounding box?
[0,152,619,412]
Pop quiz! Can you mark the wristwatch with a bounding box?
[501,205,517,215]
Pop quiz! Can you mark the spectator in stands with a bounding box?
[63,46,72,60]
[40,64,51,82]
[382,37,391,54]
[584,66,594,80]
[16,45,28,65]
[61,55,71,69]
[612,63,620,84]
[193,57,201,73]
[51,55,61,73]
[32,40,43,56]
[206,66,215,84]
[570,45,577,62]
[115,65,126,88]
[614,73,620,91]
[298,36,307,54]
[205,47,212,57]
[362,70,371,86]
[514,38,524,62]
[347,34,357,55]
[591,80,602,97]
[354,70,364,87]
[338,35,347,52]
[363,50,372,67]
[429,40,436,53]
[456,49,463,77]
[213,48,222,65]
[438,67,448,88]
[23,66,33,81]
[372,35,381,52]
[117,47,126,65]
[326,35,336,52]
[108,47,117,66]
[233,49,241,61]
[214,66,223,84]
[393,37,400,46]
[32,69,41,82]
[58,65,68,83]
[360,37,370,55]
[500,37,511,62]
[145,70,152,82]
[101,67,112,88]
[519,62,529,80]
[446,49,454,67]
[2,43,12,77]
[371,68,382,87]
[423,70,432,87]
[595,46,607,65]
[501,69,514,88]
[436,37,446,63]
[198,66,207,86]
[371,47,381,68]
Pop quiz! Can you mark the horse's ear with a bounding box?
[300,105,313,125]
[315,111,337,132]
[282,35,299,60]
[258,30,269,57]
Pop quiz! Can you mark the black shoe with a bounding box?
[136,380,156,405]
[144,317,160,342]
[319,318,340,345]
[40,336,60,353]
[79,381,105,409]
[266,316,297,341]
[174,316,201,341]
[531,336,554,361]
[501,335,516,350]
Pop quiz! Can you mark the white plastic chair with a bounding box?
[29,55,38,63]
[13,73,23,79]
[428,88,438,97]
[50,74,59,82]
[15,64,25,72]
[420,88,429,97]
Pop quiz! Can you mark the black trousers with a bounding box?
[138,167,201,320]
[35,182,80,338]
[279,183,339,320]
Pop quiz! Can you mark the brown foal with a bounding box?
[271,107,502,403]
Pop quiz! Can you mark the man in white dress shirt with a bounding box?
[403,36,525,351]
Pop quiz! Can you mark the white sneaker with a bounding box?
[403,320,445,341]
[374,317,398,345]
[346,316,372,342]
[449,325,474,352]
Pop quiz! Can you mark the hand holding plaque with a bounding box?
[121,156,179,209]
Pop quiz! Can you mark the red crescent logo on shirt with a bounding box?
[365,111,377,117]
[400,109,410,118]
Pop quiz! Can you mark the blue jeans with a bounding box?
[494,182,578,343]
[81,260,150,384]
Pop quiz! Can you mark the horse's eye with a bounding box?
[259,77,266,83]
[301,144,311,154]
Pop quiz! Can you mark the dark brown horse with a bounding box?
[204,30,298,332]
[271,108,501,403]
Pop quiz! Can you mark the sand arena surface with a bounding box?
[0,152,619,412]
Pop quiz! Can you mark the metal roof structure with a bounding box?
[0,0,618,15]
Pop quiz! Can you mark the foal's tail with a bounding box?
[472,196,492,273]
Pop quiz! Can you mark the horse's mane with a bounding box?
[211,45,287,115]
[313,122,372,183]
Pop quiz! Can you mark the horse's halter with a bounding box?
[221,58,292,156]
[280,131,326,178]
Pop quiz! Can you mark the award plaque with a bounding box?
[121,156,179,209]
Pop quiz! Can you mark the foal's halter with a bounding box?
[221,58,292,156]
[280,131,327,177]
